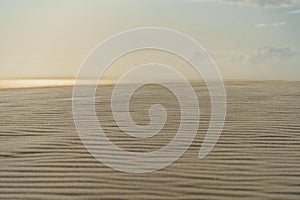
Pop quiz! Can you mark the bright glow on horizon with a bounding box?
[0,79,116,89]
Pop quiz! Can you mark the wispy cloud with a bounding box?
[212,45,298,65]
[289,9,300,14]
[255,22,286,28]
[194,0,300,8]
[247,45,298,64]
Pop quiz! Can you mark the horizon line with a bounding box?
[0,78,299,90]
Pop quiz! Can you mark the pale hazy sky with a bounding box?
[0,0,299,80]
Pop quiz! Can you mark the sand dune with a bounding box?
[0,82,299,199]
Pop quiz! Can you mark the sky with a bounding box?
[0,0,299,81]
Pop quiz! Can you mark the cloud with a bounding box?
[247,45,298,64]
[255,21,286,28]
[289,9,300,14]
[210,50,246,63]
[194,0,300,8]
[207,46,299,80]
[211,46,298,66]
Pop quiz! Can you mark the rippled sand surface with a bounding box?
[0,82,300,199]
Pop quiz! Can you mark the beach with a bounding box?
[0,81,300,199]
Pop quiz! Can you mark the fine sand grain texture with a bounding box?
[0,82,300,199]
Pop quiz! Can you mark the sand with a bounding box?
[0,81,299,199]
